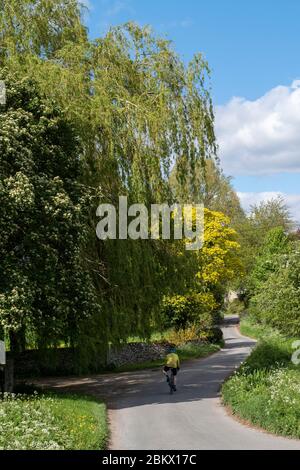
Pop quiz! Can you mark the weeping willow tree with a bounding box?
[170,159,245,223]
[0,1,217,358]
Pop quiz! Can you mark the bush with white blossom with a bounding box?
[0,391,107,450]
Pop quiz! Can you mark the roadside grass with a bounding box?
[115,342,220,373]
[224,299,245,316]
[239,315,282,340]
[222,315,300,439]
[0,391,108,450]
[126,329,173,343]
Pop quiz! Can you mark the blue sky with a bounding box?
[83,0,300,222]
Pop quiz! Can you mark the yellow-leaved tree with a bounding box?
[198,208,242,290]
[162,208,242,332]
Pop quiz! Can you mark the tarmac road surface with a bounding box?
[35,315,300,450]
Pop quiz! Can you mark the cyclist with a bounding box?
[163,345,180,391]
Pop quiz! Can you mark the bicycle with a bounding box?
[166,370,176,394]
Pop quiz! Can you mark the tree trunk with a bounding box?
[9,328,26,354]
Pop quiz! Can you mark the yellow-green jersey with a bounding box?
[165,352,180,369]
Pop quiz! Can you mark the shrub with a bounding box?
[203,326,223,343]
[249,246,300,337]
[0,392,107,450]
[161,295,193,330]
[161,291,218,331]
[225,298,245,316]
[165,317,223,345]
[166,325,199,346]
[222,319,300,440]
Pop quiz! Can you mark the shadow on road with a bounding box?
[34,316,256,411]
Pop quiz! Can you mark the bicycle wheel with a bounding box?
[169,372,174,395]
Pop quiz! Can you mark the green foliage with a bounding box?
[249,196,293,234]
[0,0,87,59]
[204,325,223,343]
[239,315,279,340]
[162,208,242,332]
[0,391,108,449]
[162,294,195,330]
[161,292,217,331]
[247,227,289,294]
[222,318,300,440]
[198,209,243,299]
[171,159,244,224]
[0,1,241,368]
[236,196,293,279]
[161,292,223,343]
[236,198,300,338]
[223,367,300,439]
[0,1,219,341]
[177,341,220,359]
[244,227,300,337]
[244,339,292,370]
[166,324,205,345]
[249,245,300,336]
[225,298,245,316]
[0,72,98,350]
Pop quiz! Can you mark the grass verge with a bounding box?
[239,315,280,340]
[115,342,220,373]
[222,316,300,439]
[0,391,108,450]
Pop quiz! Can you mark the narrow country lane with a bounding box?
[35,316,300,450]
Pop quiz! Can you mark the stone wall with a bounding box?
[10,341,172,377]
[107,341,171,368]
[8,348,77,378]
[10,337,214,378]
[9,342,171,377]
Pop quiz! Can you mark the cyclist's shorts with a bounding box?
[164,366,178,375]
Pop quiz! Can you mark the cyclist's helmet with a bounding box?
[168,345,176,353]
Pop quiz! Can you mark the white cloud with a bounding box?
[94,1,135,35]
[237,191,300,223]
[216,81,300,175]
[79,0,93,21]
[105,0,134,17]
[79,0,92,8]
[159,19,194,29]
